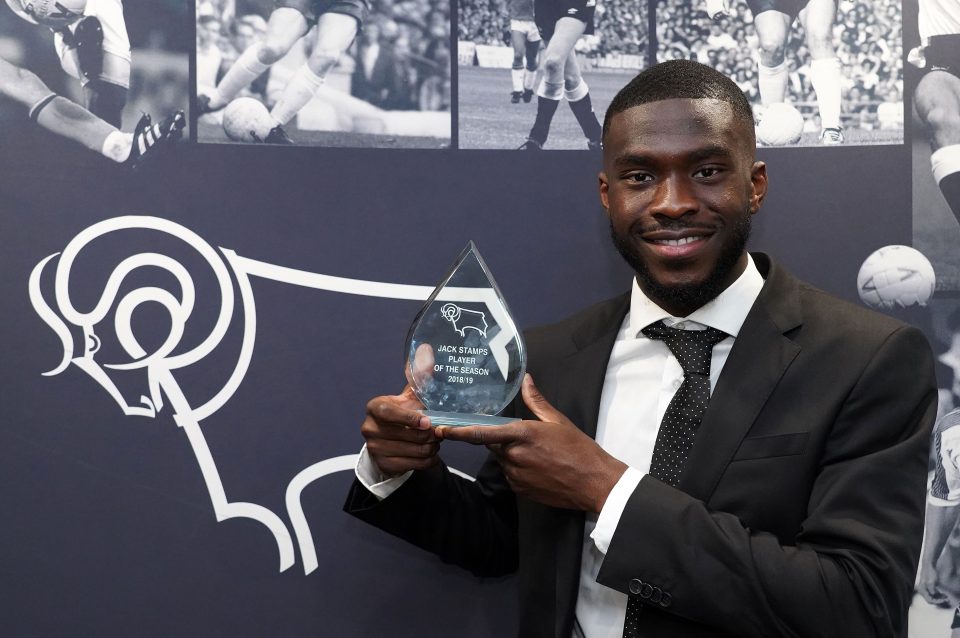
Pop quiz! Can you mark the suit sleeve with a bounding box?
[596,325,937,637]
[344,443,519,577]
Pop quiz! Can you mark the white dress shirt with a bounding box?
[355,256,765,637]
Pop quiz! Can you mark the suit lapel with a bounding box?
[548,293,629,635]
[554,292,631,439]
[680,255,803,502]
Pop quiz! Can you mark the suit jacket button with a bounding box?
[650,587,662,604]
[629,579,643,595]
[640,583,654,599]
[660,593,672,608]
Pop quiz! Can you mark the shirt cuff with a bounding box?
[590,466,644,554]
[355,444,413,500]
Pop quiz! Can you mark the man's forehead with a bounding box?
[611,98,737,135]
[604,98,752,158]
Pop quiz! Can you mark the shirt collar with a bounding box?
[625,254,765,338]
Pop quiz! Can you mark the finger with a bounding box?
[367,439,440,459]
[375,454,440,475]
[521,374,565,424]
[396,384,427,410]
[437,422,525,445]
[366,395,430,430]
[362,417,439,443]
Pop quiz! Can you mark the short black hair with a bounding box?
[602,59,755,145]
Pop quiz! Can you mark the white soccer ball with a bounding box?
[222,97,273,143]
[857,245,936,309]
[756,103,804,146]
[11,0,87,27]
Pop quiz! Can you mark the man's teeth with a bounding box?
[654,236,703,246]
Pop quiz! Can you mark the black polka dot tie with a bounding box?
[622,320,728,637]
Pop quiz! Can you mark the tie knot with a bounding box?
[641,322,728,376]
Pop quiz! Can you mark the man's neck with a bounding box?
[638,253,750,317]
[627,254,764,339]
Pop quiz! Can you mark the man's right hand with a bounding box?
[918,565,950,606]
[362,386,442,477]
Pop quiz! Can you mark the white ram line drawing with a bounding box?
[441,303,490,339]
[27,215,513,574]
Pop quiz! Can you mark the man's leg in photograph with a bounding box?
[511,27,528,103]
[523,35,540,102]
[752,9,792,107]
[268,10,358,141]
[562,50,601,149]
[520,17,584,150]
[917,69,960,224]
[800,0,842,143]
[1,58,182,164]
[81,66,128,128]
[200,7,308,112]
[510,22,540,103]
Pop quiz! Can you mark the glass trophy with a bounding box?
[405,242,526,426]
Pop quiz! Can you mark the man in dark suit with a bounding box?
[350,22,413,111]
[344,59,936,637]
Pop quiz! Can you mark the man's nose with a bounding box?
[650,176,698,218]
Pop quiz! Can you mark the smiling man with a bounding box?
[600,86,763,319]
[345,60,936,637]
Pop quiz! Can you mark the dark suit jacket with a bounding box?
[344,253,937,637]
[351,44,414,111]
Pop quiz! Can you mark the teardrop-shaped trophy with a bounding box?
[405,242,526,426]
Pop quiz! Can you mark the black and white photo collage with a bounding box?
[0,0,942,150]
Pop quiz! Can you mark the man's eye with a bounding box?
[625,172,652,183]
[695,167,722,178]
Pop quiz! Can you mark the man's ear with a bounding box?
[749,161,767,214]
[598,171,609,211]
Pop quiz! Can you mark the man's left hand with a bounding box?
[436,374,627,513]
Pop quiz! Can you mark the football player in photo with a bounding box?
[920,409,960,635]
[508,0,540,104]
[0,55,184,166]
[5,0,132,128]
[707,0,844,144]
[517,0,602,150]
[913,0,960,226]
[197,0,368,144]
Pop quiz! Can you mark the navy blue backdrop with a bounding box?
[0,135,915,636]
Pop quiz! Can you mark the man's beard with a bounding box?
[610,209,752,313]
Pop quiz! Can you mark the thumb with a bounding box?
[521,373,564,423]
[396,384,427,414]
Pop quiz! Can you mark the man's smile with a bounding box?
[640,228,715,259]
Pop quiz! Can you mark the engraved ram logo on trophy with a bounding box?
[440,303,489,338]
